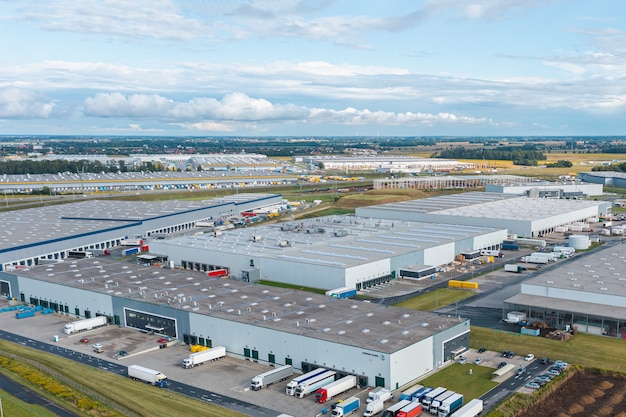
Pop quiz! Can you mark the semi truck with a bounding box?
[182,346,226,368]
[521,255,549,265]
[294,370,336,398]
[381,400,411,417]
[450,399,483,417]
[430,391,455,415]
[250,365,294,391]
[315,375,357,403]
[438,393,464,417]
[325,287,358,299]
[331,396,360,417]
[530,252,557,261]
[398,384,423,401]
[412,387,433,402]
[504,264,523,273]
[63,316,107,334]
[367,387,393,403]
[397,401,422,417]
[479,249,504,257]
[127,365,168,388]
[422,387,447,409]
[364,399,385,417]
[553,246,575,255]
[285,368,329,395]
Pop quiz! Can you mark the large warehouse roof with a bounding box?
[0,194,275,252]
[157,215,504,269]
[16,258,468,353]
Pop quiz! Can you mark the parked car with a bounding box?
[92,343,103,353]
[525,353,535,361]
[526,382,541,389]
[116,350,128,357]
[533,379,548,386]
[79,338,89,343]
[535,375,551,383]
[547,369,561,376]
[498,361,507,369]
[501,350,510,357]
[554,360,568,367]
[458,356,468,364]
[478,347,486,353]
[473,358,483,365]
[507,351,516,359]
[540,357,550,365]
[157,337,169,344]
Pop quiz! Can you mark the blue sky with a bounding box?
[1,0,625,136]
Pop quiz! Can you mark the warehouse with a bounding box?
[579,171,626,188]
[0,258,470,389]
[356,192,611,238]
[148,215,507,291]
[485,181,604,197]
[0,194,281,271]
[504,243,626,338]
[374,174,531,190]
[295,155,464,173]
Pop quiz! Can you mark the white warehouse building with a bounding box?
[0,258,470,390]
[148,215,507,291]
[356,192,611,238]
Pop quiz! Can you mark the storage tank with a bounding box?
[568,234,590,250]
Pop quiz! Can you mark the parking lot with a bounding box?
[0,309,371,417]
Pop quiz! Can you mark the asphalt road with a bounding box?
[0,330,280,417]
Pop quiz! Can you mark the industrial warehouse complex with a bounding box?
[356,192,611,238]
[0,258,469,390]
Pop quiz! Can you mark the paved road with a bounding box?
[0,330,280,417]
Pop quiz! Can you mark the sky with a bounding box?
[1,0,625,137]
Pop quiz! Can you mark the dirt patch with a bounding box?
[516,370,626,417]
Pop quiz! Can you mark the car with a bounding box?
[157,337,168,344]
[498,361,507,369]
[79,338,89,343]
[116,350,128,357]
[507,351,516,359]
[540,357,550,365]
[478,347,486,353]
[525,382,541,389]
[501,350,510,357]
[547,369,561,376]
[554,360,568,367]
[473,358,483,365]
[92,343,103,353]
[525,353,535,361]
[458,356,468,364]
[515,368,525,376]
[533,379,548,386]
[535,375,551,383]
[538,374,554,380]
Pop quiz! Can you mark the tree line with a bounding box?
[432,146,546,166]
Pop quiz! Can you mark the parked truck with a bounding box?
[182,346,226,368]
[331,396,360,417]
[504,264,523,273]
[397,401,422,417]
[438,393,464,417]
[501,243,520,251]
[381,400,411,417]
[367,387,393,403]
[364,399,386,417]
[412,387,433,402]
[127,364,168,388]
[530,252,557,261]
[504,311,527,324]
[294,370,336,398]
[398,384,423,401]
[316,375,357,403]
[450,399,483,417]
[63,316,107,334]
[479,249,504,257]
[285,368,329,395]
[422,387,447,409]
[325,287,358,299]
[521,255,549,265]
[250,365,294,391]
[430,391,455,415]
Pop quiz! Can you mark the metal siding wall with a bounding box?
[423,242,456,266]
[431,320,471,367]
[345,259,390,289]
[112,297,190,337]
[389,338,434,389]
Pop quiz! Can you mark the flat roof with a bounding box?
[358,192,601,221]
[505,293,626,321]
[155,215,504,269]
[0,194,276,252]
[15,258,468,354]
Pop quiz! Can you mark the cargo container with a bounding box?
[250,365,294,391]
[315,375,357,403]
[381,400,411,417]
[208,268,229,277]
[397,402,422,417]
[412,387,433,402]
[325,287,357,299]
[422,387,447,408]
[122,247,140,256]
[398,384,423,401]
[520,255,548,264]
[438,393,463,417]
[285,368,329,396]
[430,391,455,415]
[450,399,482,417]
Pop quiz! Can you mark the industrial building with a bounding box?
[148,215,507,291]
[0,258,470,389]
[0,194,281,271]
[485,181,603,198]
[579,171,626,188]
[356,192,611,238]
[373,175,532,190]
[294,155,466,173]
[504,242,626,338]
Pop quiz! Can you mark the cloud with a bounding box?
[0,87,56,118]
[83,92,175,117]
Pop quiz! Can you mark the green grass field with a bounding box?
[394,288,477,311]
[416,363,499,401]
[0,388,58,417]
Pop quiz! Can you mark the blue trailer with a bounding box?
[412,387,433,402]
[398,384,423,401]
[122,247,140,256]
[501,243,520,251]
[325,287,357,299]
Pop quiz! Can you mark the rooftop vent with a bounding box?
[362,329,370,333]
[380,339,388,344]
[337,330,346,335]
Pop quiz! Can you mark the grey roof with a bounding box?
[16,258,468,354]
[358,192,601,221]
[157,215,503,269]
[0,194,276,251]
[580,171,626,179]
[505,293,626,321]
